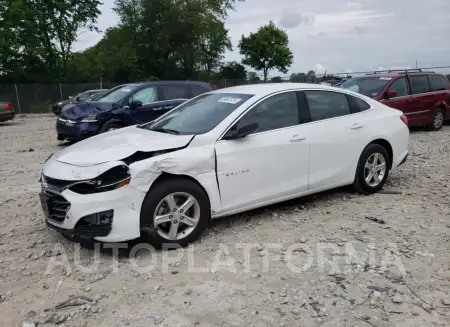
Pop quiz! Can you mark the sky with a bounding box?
[74,0,450,76]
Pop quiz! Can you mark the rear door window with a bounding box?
[409,75,430,95]
[190,84,210,97]
[305,90,351,121]
[162,85,190,100]
[428,75,449,92]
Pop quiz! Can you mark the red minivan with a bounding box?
[340,70,450,130]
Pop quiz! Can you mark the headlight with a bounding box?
[68,166,131,194]
[80,114,98,123]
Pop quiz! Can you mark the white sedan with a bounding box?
[39,83,409,246]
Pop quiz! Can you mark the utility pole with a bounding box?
[415,60,418,69]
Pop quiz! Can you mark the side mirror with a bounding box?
[223,122,259,140]
[386,90,397,99]
[129,100,143,109]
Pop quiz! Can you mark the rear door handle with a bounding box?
[351,123,364,130]
[290,134,307,142]
[164,105,174,110]
[153,107,164,111]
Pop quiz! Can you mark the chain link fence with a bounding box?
[0,82,122,114]
[2,67,450,113]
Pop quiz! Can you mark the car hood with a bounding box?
[54,126,194,166]
[60,101,116,119]
[54,100,71,107]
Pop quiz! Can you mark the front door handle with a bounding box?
[351,123,364,130]
[290,134,307,142]
[153,107,164,111]
[164,105,174,110]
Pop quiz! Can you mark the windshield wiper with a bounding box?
[151,127,180,135]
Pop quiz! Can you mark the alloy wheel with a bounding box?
[153,192,200,241]
[433,111,444,129]
[364,153,386,187]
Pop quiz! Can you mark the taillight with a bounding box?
[400,115,408,126]
[3,103,11,110]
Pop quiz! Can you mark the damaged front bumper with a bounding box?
[42,185,145,242]
[41,161,147,242]
[56,118,101,141]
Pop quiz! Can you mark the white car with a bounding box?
[39,83,409,246]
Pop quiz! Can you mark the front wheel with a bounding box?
[98,122,122,133]
[140,178,210,247]
[352,144,390,195]
[426,108,445,131]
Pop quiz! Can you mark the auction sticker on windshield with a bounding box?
[218,97,242,104]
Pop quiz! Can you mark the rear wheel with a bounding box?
[140,178,210,247]
[426,108,445,131]
[352,144,390,195]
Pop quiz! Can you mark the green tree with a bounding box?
[0,0,47,82]
[289,72,307,82]
[69,27,139,82]
[305,70,316,83]
[247,71,261,83]
[219,61,247,80]
[0,0,102,82]
[36,0,102,77]
[113,0,241,80]
[238,21,293,82]
[198,17,232,73]
[270,76,283,83]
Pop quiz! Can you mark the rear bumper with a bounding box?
[56,118,101,141]
[0,111,15,122]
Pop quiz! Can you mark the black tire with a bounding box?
[426,108,445,131]
[140,178,210,247]
[352,143,390,195]
[98,122,122,133]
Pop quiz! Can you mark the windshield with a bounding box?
[340,77,391,97]
[89,91,106,101]
[142,93,254,135]
[96,85,139,103]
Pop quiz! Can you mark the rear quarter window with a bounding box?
[346,95,371,113]
[428,75,449,92]
[162,84,190,100]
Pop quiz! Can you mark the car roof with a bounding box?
[208,83,341,96]
[352,72,444,79]
[128,80,211,87]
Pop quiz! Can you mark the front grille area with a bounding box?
[44,192,71,222]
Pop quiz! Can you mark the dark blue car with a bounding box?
[56,81,214,142]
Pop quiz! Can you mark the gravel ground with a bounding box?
[0,114,450,327]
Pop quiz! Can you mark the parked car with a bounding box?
[52,89,108,116]
[40,83,409,246]
[56,81,214,142]
[0,102,15,122]
[340,70,450,130]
